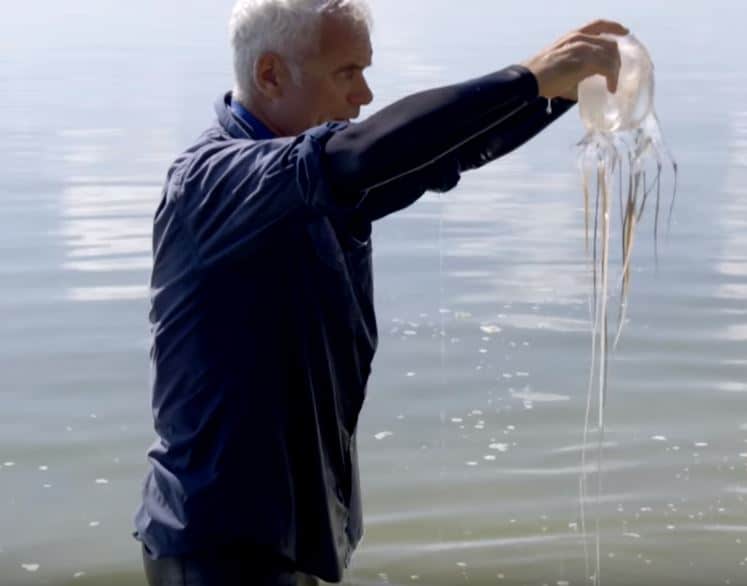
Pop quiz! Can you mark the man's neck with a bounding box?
[233,94,285,138]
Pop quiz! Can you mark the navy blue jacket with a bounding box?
[135,67,574,582]
[135,95,377,582]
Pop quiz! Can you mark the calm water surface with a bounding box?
[2,1,746,585]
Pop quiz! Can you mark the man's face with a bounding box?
[281,13,373,134]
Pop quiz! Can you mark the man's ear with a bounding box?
[254,52,290,100]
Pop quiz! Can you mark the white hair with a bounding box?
[229,0,372,99]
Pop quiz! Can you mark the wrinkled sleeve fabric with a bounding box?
[179,67,575,264]
[180,123,349,269]
[455,96,576,172]
[324,65,576,222]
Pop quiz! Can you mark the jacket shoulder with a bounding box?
[164,125,245,201]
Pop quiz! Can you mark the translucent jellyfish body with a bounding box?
[576,32,677,381]
[575,34,677,586]
[579,33,654,133]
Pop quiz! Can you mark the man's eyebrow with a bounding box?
[334,60,372,72]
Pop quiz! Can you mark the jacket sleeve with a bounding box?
[454,96,576,172]
[324,65,576,222]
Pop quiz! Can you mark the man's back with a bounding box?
[134,94,378,583]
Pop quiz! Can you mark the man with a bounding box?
[134,1,626,584]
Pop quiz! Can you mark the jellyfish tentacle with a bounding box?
[583,173,591,254]
[576,36,676,586]
[595,159,601,302]
[653,161,663,266]
[667,160,678,234]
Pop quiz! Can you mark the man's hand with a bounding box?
[521,19,629,101]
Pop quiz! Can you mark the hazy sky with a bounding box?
[1,0,736,62]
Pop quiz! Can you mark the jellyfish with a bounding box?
[575,33,677,586]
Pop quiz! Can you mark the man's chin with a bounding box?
[314,114,355,127]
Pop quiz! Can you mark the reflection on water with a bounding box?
[66,285,149,302]
[59,132,157,303]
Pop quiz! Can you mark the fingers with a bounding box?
[526,20,627,100]
[578,19,629,37]
[563,36,621,93]
[586,38,621,93]
[558,32,619,53]
[579,20,625,92]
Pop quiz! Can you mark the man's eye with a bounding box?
[339,69,356,80]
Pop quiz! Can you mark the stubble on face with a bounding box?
[299,12,373,127]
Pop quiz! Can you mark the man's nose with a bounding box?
[350,78,374,107]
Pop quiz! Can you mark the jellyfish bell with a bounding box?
[578,34,655,133]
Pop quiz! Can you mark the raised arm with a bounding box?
[324,19,627,221]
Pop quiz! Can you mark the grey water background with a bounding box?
[1,1,746,584]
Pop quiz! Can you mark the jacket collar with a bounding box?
[215,92,277,140]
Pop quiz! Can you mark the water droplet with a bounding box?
[21,564,39,572]
[95,478,109,485]
[480,325,502,334]
[374,431,393,440]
